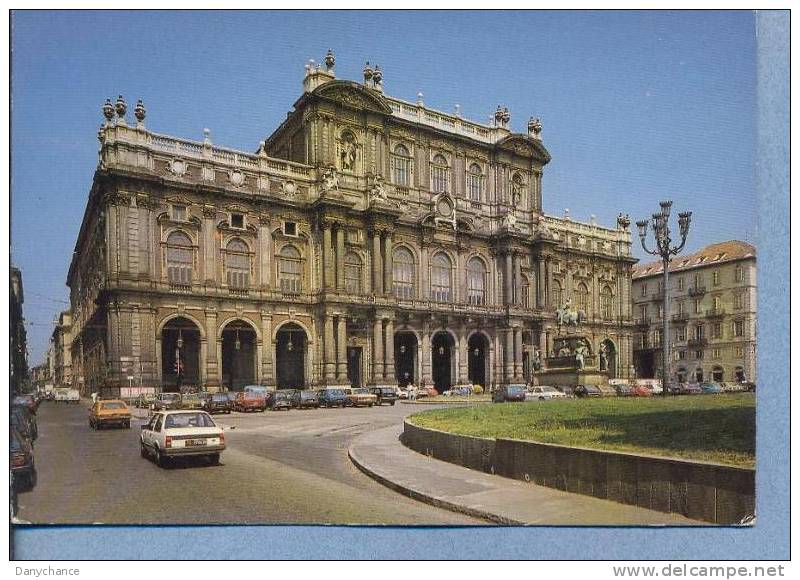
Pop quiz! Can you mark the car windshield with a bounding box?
[327,389,345,396]
[164,413,216,429]
[380,388,395,394]
[245,393,266,400]
[101,402,127,410]
[300,391,316,399]
[212,394,228,401]
[353,388,369,394]
[507,386,526,394]
[274,392,290,400]
[162,393,179,401]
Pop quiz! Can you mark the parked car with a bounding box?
[720,382,748,394]
[89,399,132,429]
[12,394,38,415]
[574,384,603,398]
[613,383,633,396]
[140,410,225,467]
[630,384,653,397]
[179,393,204,410]
[318,388,348,408]
[152,392,182,411]
[202,393,233,414]
[370,386,399,405]
[444,386,472,397]
[244,385,271,398]
[671,382,703,395]
[226,391,239,405]
[635,379,663,395]
[268,390,293,411]
[345,388,377,407]
[525,385,567,401]
[10,426,36,491]
[234,392,267,412]
[555,385,576,398]
[291,389,320,409]
[492,384,527,403]
[11,405,37,439]
[396,387,409,399]
[742,381,756,392]
[64,389,81,404]
[700,382,723,394]
[11,407,36,445]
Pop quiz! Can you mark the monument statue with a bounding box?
[320,167,339,193]
[555,297,585,332]
[574,342,589,370]
[599,342,608,371]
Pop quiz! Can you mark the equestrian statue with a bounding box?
[555,297,586,333]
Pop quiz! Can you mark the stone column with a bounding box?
[514,252,522,305]
[322,222,333,290]
[336,226,345,291]
[202,207,216,284]
[260,312,273,384]
[544,258,551,307]
[421,322,432,386]
[504,251,513,305]
[504,328,514,382]
[383,231,393,297]
[372,317,384,383]
[372,230,383,294]
[336,316,347,382]
[258,216,271,288]
[106,204,119,278]
[324,314,336,383]
[457,327,468,383]
[204,309,219,387]
[536,258,545,308]
[514,327,524,380]
[383,317,395,382]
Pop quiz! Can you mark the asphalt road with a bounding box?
[17,400,480,525]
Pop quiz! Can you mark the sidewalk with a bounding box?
[349,424,702,526]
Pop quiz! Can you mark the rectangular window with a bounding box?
[638,334,646,349]
[734,293,744,309]
[640,283,647,297]
[694,299,701,314]
[733,320,745,337]
[712,348,722,359]
[694,349,704,359]
[230,213,244,229]
[677,277,685,291]
[392,156,411,187]
[676,350,687,361]
[430,164,450,193]
[172,204,187,221]
[711,322,722,339]
[735,346,744,358]
[344,264,361,294]
[639,305,647,320]
[658,304,664,319]
[283,221,297,237]
[466,173,483,202]
[676,327,687,342]
[712,271,720,286]
[735,267,744,283]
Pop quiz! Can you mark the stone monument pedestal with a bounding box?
[536,333,610,388]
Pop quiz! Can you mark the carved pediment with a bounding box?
[496,134,551,164]
[313,81,393,115]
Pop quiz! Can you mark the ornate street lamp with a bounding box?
[175,329,184,391]
[635,201,692,393]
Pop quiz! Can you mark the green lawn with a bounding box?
[408,393,755,467]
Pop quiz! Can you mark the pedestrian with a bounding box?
[408,384,416,401]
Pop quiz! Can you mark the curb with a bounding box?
[347,433,523,525]
[399,400,490,405]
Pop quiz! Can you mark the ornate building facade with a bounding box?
[67,52,636,395]
[632,240,757,384]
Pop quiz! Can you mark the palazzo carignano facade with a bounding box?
[67,51,637,396]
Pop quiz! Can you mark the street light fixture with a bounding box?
[635,200,692,394]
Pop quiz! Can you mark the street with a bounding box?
[17,401,480,525]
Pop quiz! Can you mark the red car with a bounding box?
[630,385,653,397]
[233,392,267,412]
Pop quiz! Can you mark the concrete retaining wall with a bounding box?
[402,421,754,524]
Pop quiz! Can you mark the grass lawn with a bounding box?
[408,393,755,467]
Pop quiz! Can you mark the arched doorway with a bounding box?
[275,323,306,389]
[431,331,455,393]
[161,317,201,392]
[712,366,724,382]
[676,367,688,383]
[395,332,417,387]
[695,368,704,382]
[734,366,746,382]
[221,320,257,390]
[468,333,489,388]
[600,339,618,378]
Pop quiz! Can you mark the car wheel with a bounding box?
[125,420,131,429]
[154,446,167,468]
[140,441,148,458]
[207,453,220,466]
[391,401,396,406]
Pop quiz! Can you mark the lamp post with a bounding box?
[175,329,184,392]
[635,201,692,394]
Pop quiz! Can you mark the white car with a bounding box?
[525,386,567,401]
[140,410,225,467]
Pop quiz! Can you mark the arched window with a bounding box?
[224,238,250,289]
[551,279,563,309]
[466,257,487,305]
[430,154,450,194]
[600,285,614,320]
[392,247,415,299]
[278,245,302,293]
[344,251,363,294]
[466,163,483,202]
[392,144,412,187]
[576,282,590,314]
[511,173,525,206]
[431,253,452,302]
[165,231,193,285]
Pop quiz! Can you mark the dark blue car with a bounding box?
[318,388,348,408]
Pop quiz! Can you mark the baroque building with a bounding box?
[10,265,28,394]
[51,310,73,387]
[67,52,636,395]
[631,240,756,384]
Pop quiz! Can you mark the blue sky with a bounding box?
[11,10,756,364]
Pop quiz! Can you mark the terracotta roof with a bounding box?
[632,240,756,279]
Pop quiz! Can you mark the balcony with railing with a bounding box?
[688,337,708,347]
[634,317,651,327]
[688,286,706,297]
[671,312,690,322]
[706,307,726,318]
